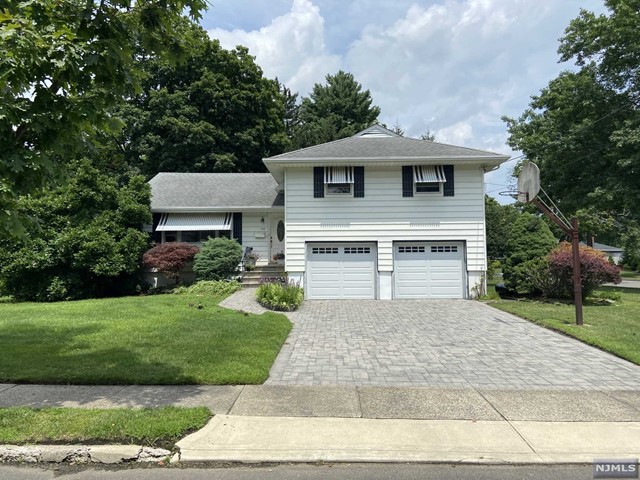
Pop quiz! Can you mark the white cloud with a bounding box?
[208,0,341,95]
[205,0,606,202]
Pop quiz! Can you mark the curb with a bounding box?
[0,445,172,464]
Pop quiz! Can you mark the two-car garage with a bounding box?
[305,241,466,300]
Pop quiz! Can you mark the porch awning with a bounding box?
[324,166,354,184]
[413,165,447,183]
[156,213,232,231]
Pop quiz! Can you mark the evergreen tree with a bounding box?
[502,213,557,293]
[290,71,380,150]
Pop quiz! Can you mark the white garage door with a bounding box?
[394,242,464,299]
[306,243,376,299]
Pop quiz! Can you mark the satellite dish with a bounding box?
[517,162,540,203]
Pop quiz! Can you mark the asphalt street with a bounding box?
[0,463,595,480]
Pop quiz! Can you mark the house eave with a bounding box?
[151,206,284,213]
[263,155,509,167]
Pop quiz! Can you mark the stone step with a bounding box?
[247,265,285,272]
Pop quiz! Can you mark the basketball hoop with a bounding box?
[516,162,540,203]
[515,160,583,326]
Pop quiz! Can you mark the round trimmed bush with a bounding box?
[193,237,243,281]
[538,242,622,299]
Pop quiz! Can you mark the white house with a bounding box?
[149,125,509,299]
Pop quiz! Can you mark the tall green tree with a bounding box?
[120,26,288,175]
[485,196,520,259]
[290,71,380,150]
[0,160,151,301]
[502,213,557,294]
[0,0,205,236]
[504,0,640,251]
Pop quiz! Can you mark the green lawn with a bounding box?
[621,269,640,280]
[0,294,291,384]
[489,288,640,365]
[0,407,210,447]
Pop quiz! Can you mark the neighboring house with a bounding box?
[148,125,509,299]
[581,241,624,265]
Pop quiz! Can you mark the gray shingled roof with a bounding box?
[149,173,283,211]
[265,125,509,162]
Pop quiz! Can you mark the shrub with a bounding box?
[193,237,243,281]
[487,259,501,281]
[143,242,199,284]
[502,213,557,294]
[173,280,241,297]
[256,281,303,311]
[537,242,622,299]
[0,160,151,302]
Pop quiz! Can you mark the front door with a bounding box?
[270,215,285,263]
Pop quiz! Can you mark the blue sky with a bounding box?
[201,0,605,203]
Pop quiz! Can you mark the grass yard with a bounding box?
[0,407,210,447]
[490,288,640,365]
[0,294,291,384]
[621,269,640,280]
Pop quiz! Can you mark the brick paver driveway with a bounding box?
[264,298,640,389]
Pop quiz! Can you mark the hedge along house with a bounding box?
[149,125,509,298]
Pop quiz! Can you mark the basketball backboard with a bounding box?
[517,162,540,203]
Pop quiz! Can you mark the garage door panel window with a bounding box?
[312,247,339,254]
[398,246,425,253]
[431,245,458,253]
[344,247,371,254]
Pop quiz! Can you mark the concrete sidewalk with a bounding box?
[175,415,640,464]
[2,384,640,421]
[2,384,640,464]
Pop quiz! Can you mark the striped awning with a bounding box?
[413,165,447,183]
[156,213,232,231]
[324,166,354,184]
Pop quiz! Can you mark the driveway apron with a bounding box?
[263,299,640,389]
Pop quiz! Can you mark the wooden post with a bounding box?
[571,217,583,326]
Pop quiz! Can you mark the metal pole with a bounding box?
[571,217,583,326]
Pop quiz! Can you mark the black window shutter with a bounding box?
[151,213,162,243]
[354,167,365,198]
[443,165,455,197]
[402,166,413,197]
[313,167,324,198]
[232,212,242,244]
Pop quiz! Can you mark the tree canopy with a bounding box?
[0,160,151,301]
[504,0,639,254]
[119,25,289,176]
[0,0,205,236]
[289,71,380,150]
[485,195,520,259]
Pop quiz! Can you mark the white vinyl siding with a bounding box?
[284,165,487,297]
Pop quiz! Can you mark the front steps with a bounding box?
[242,264,285,288]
